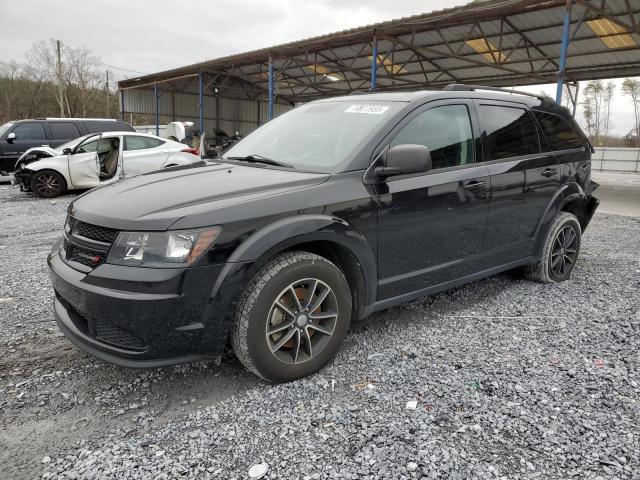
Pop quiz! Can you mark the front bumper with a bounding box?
[13,169,33,191]
[48,239,238,367]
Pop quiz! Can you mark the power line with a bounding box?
[95,60,150,76]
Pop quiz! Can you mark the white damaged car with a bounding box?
[12,131,201,197]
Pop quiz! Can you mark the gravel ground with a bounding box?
[0,182,639,480]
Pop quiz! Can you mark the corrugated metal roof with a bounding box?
[119,0,640,99]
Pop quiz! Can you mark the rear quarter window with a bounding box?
[533,111,583,151]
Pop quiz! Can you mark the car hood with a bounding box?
[71,162,330,230]
[17,146,60,163]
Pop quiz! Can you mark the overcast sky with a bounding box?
[0,0,637,136]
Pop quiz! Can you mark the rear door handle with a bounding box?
[463,180,486,191]
[541,168,558,177]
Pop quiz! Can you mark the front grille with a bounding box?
[67,244,106,268]
[73,220,118,244]
[95,319,145,350]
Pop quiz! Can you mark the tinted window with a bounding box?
[125,136,164,151]
[84,121,119,134]
[533,111,582,151]
[50,122,80,139]
[390,104,474,169]
[12,122,46,140]
[479,105,539,160]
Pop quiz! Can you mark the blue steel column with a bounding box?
[555,0,573,104]
[154,84,159,136]
[268,55,274,120]
[370,35,378,91]
[198,72,204,135]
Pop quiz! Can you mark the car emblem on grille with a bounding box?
[76,251,101,264]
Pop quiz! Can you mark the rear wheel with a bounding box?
[231,251,351,382]
[30,170,66,198]
[525,212,581,283]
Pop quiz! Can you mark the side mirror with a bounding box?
[7,132,16,143]
[376,144,432,179]
[63,148,73,155]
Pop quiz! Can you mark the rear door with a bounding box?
[48,121,82,148]
[376,100,490,300]
[68,135,101,188]
[122,135,169,177]
[475,101,560,264]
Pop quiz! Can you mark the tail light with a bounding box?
[181,147,200,156]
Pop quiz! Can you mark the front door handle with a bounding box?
[541,168,558,177]
[463,180,486,191]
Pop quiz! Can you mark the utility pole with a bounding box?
[105,70,110,117]
[56,40,65,117]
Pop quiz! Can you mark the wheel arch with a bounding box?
[30,168,68,195]
[533,182,589,255]
[211,214,377,321]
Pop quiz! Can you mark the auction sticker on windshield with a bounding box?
[345,105,390,114]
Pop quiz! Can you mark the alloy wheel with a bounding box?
[265,278,338,364]
[550,225,578,277]
[36,173,60,196]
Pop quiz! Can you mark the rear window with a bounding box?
[479,105,540,160]
[533,111,583,151]
[50,122,80,139]
[125,136,164,151]
[83,121,120,134]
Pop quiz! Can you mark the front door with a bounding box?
[376,101,490,300]
[4,122,49,164]
[68,135,101,188]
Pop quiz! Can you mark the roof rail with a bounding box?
[443,84,550,101]
[33,117,119,121]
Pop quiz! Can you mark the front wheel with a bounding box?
[231,251,352,382]
[525,212,582,283]
[30,170,66,198]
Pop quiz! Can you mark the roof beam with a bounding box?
[574,0,638,33]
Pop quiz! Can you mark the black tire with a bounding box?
[30,170,66,198]
[525,212,581,283]
[231,251,352,382]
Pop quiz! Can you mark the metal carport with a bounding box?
[117,0,640,136]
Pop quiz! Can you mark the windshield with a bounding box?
[0,122,14,138]
[57,134,93,153]
[223,101,403,172]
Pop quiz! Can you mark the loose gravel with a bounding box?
[0,182,638,480]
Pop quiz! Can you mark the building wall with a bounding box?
[121,81,292,137]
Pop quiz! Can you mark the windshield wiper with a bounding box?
[225,154,293,169]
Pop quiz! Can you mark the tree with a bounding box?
[26,39,104,118]
[0,40,120,124]
[622,78,640,147]
[582,80,605,146]
[603,81,615,146]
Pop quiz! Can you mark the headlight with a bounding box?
[64,216,74,235]
[106,226,222,267]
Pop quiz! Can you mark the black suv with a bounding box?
[0,118,134,173]
[48,85,599,382]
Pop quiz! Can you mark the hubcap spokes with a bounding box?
[37,174,59,195]
[266,278,338,364]
[551,225,578,277]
